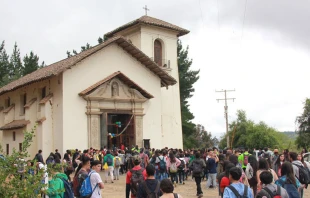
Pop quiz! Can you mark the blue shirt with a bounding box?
[223,183,254,198]
[207,158,217,174]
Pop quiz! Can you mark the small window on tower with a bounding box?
[6,144,9,155]
[13,131,16,141]
[154,39,163,66]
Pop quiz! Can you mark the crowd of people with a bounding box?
[28,146,310,198]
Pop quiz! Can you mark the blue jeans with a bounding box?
[178,170,185,183]
[206,173,217,188]
[155,170,168,181]
[170,172,178,183]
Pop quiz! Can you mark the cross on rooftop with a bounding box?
[143,5,150,16]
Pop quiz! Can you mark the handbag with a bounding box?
[103,162,108,170]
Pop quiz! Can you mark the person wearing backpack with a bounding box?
[223,167,254,198]
[289,152,306,198]
[256,170,289,198]
[238,148,251,172]
[275,162,302,198]
[189,152,206,198]
[73,157,91,198]
[137,164,162,198]
[126,155,147,198]
[154,150,168,181]
[88,160,104,198]
[114,153,121,180]
[166,152,181,186]
[103,150,114,183]
[139,148,149,169]
[177,153,187,185]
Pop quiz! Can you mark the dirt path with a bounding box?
[95,171,310,198]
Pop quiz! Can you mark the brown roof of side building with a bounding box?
[104,15,190,38]
[0,36,176,96]
[0,120,30,130]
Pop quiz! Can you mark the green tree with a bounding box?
[177,40,200,148]
[0,41,10,87]
[23,51,40,76]
[9,42,23,81]
[219,110,281,149]
[67,43,92,58]
[296,98,310,149]
[0,126,60,197]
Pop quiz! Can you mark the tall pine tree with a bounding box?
[177,40,200,148]
[23,51,39,76]
[9,42,23,81]
[0,41,10,87]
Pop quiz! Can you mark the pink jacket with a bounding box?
[166,157,181,171]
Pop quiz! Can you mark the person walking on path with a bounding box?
[103,150,115,183]
[137,164,162,198]
[126,155,147,198]
[238,147,251,172]
[189,152,206,198]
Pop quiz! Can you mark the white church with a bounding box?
[0,15,189,158]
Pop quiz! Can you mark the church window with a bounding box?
[5,97,10,108]
[41,87,46,99]
[19,143,22,152]
[20,93,26,115]
[13,132,16,141]
[6,144,9,155]
[154,39,163,66]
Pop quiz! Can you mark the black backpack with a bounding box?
[178,158,185,170]
[226,185,248,198]
[130,168,145,196]
[192,159,203,176]
[294,164,310,184]
[142,181,160,198]
[260,186,282,198]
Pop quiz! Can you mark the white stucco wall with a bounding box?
[140,26,183,148]
[0,76,63,159]
[62,43,163,150]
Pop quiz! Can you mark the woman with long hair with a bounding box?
[297,153,310,170]
[274,154,286,177]
[256,158,278,191]
[166,152,181,186]
[245,155,258,196]
[275,161,301,197]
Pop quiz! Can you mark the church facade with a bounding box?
[0,16,189,159]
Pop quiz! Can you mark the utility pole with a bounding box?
[216,89,236,148]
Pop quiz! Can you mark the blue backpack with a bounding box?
[79,171,98,198]
[60,178,74,198]
[277,178,300,198]
[158,157,166,172]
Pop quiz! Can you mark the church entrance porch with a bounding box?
[106,113,134,149]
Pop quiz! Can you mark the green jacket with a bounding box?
[46,173,68,198]
[104,154,114,166]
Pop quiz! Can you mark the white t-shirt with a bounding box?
[90,172,103,198]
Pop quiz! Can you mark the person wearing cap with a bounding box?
[126,155,147,198]
[223,167,254,198]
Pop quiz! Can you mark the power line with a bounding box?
[240,0,248,43]
[198,0,206,29]
[216,89,236,148]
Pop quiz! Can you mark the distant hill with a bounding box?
[281,131,297,140]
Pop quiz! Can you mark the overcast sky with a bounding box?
[1,0,310,138]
